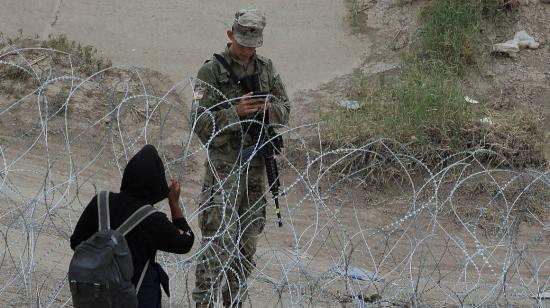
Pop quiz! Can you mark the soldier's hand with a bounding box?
[236,92,267,117]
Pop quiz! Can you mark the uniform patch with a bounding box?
[193,87,206,100]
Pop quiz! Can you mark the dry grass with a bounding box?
[453,173,550,236]
[1,33,113,100]
[323,0,545,181]
[41,34,112,75]
[469,110,546,167]
[0,33,184,124]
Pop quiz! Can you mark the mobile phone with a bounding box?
[252,91,269,97]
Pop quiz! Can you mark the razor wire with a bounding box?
[1,45,550,307]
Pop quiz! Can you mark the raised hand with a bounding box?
[236,92,267,116]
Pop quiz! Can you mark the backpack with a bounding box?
[68,191,157,308]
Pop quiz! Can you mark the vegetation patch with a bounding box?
[324,0,545,179]
[452,173,550,236]
[40,34,112,74]
[0,32,112,93]
[0,32,180,129]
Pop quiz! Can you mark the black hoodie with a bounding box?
[70,144,194,285]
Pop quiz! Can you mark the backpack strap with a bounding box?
[97,191,110,231]
[116,204,157,236]
[116,205,157,294]
[135,259,150,294]
[213,53,240,84]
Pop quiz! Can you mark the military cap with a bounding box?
[232,9,266,48]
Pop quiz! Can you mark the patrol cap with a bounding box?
[232,9,266,48]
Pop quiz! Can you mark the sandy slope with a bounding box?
[0,0,368,94]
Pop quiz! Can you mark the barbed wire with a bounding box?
[1,45,550,307]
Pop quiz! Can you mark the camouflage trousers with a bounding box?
[192,160,267,306]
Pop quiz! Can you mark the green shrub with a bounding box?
[322,0,544,171]
[419,0,510,74]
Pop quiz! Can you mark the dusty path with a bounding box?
[1,0,368,95]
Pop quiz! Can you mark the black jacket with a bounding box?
[70,145,194,285]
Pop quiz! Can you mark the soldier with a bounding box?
[191,8,290,308]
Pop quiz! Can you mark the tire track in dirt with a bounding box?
[41,0,64,40]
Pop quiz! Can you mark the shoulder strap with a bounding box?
[135,259,150,294]
[116,204,157,236]
[97,191,110,231]
[118,204,157,295]
[213,53,239,84]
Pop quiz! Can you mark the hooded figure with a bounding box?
[70,144,194,308]
[119,144,170,205]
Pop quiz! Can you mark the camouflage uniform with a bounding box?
[191,9,290,307]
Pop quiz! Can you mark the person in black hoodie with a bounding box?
[70,144,194,308]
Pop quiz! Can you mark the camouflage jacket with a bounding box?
[192,44,290,165]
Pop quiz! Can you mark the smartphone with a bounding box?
[252,91,269,97]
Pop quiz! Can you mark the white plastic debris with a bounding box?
[515,30,540,49]
[479,117,493,125]
[493,30,540,57]
[331,264,385,283]
[464,96,480,104]
[493,39,520,56]
[339,100,361,110]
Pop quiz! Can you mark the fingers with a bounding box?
[241,98,265,106]
[241,99,265,109]
[237,94,268,116]
[243,103,263,113]
[169,179,180,192]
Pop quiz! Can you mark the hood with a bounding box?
[120,144,169,205]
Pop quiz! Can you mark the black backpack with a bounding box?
[68,191,157,308]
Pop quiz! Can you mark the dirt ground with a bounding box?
[1,0,550,307]
[0,0,368,95]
